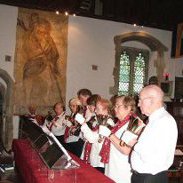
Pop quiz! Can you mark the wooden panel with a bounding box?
[175,77,183,100]
[166,102,183,145]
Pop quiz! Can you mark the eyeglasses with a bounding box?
[139,97,152,102]
[114,104,124,109]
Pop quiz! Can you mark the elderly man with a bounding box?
[130,85,178,183]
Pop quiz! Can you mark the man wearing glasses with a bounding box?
[130,84,178,183]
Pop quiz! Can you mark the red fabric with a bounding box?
[64,126,70,142]
[12,139,114,183]
[49,116,59,130]
[83,123,99,164]
[100,113,137,163]
[83,142,92,164]
[83,106,87,117]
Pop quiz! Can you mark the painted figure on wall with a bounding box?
[14,9,68,115]
[23,13,62,105]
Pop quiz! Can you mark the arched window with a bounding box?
[118,46,149,95]
[112,32,168,97]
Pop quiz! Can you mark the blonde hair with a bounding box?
[69,97,81,106]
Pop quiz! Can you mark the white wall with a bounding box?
[0,4,183,138]
[67,16,183,102]
[0,5,18,80]
[0,4,183,107]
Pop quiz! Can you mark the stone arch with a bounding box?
[114,32,168,51]
[112,32,168,94]
[0,69,14,149]
[0,83,6,137]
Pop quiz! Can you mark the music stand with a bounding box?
[39,132,80,170]
[21,117,80,170]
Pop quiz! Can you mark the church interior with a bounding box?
[0,0,183,182]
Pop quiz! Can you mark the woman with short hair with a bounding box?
[99,95,145,183]
[75,97,115,173]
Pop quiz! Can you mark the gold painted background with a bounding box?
[14,8,68,115]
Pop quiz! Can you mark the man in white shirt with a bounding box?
[130,85,178,183]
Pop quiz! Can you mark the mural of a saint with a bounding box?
[23,13,63,105]
[14,9,68,115]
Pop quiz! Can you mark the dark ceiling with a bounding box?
[1,0,183,31]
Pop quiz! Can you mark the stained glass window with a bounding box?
[118,51,130,95]
[118,49,148,96]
